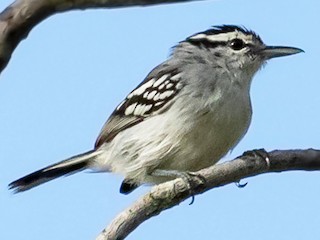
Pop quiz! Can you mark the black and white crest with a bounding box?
[198,25,261,39]
[186,25,263,46]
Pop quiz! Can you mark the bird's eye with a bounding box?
[230,38,246,50]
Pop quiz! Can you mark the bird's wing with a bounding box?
[94,63,184,148]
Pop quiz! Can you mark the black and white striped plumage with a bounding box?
[9,25,302,194]
[117,69,183,116]
[95,68,183,147]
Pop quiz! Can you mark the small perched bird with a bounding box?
[9,25,302,194]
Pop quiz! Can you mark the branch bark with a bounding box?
[97,149,320,240]
[0,0,199,75]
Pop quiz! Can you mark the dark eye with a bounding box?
[230,38,246,50]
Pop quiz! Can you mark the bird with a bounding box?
[9,25,303,194]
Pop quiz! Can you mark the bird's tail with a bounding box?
[9,149,100,193]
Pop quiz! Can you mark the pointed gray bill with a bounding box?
[261,46,304,59]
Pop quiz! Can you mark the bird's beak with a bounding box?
[260,46,304,59]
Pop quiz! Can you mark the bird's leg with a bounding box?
[242,148,271,169]
[234,148,271,188]
[151,169,206,205]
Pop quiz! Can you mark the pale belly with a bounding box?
[157,95,252,172]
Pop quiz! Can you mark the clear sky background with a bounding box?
[1,0,319,239]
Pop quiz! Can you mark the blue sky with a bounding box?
[1,0,319,239]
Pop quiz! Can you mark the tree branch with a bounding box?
[97,149,320,240]
[0,0,200,75]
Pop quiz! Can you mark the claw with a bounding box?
[151,169,205,205]
[189,195,195,205]
[235,180,248,188]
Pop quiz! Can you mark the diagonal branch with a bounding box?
[97,148,320,240]
[0,0,200,75]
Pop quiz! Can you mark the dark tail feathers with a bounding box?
[9,150,99,193]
